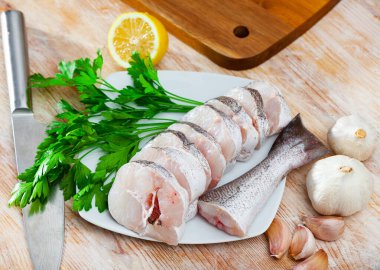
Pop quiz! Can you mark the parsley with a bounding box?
[8,51,202,213]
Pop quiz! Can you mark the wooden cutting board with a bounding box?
[123,0,340,70]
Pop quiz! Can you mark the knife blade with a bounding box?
[2,10,65,270]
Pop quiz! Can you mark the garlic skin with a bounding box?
[289,225,316,260]
[293,249,328,270]
[306,155,374,216]
[328,115,376,161]
[265,218,292,259]
[302,216,345,241]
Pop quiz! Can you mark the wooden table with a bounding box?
[0,0,379,269]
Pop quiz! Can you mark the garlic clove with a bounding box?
[289,224,316,260]
[265,218,292,259]
[293,249,328,270]
[302,215,345,241]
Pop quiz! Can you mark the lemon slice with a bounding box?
[108,12,168,67]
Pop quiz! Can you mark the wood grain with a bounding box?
[123,0,339,69]
[0,0,379,269]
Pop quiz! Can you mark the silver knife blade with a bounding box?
[2,10,64,270]
[13,113,65,270]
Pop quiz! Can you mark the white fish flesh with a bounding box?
[245,81,292,136]
[109,81,295,245]
[198,115,329,236]
[169,122,226,189]
[144,130,212,189]
[182,105,242,165]
[207,96,259,161]
[185,200,198,221]
[226,87,269,148]
[131,147,208,202]
[108,161,188,245]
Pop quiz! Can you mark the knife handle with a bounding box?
[1,10,31,113]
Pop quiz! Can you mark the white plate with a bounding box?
[79,71,286,244]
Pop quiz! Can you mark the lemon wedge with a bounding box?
[108,12,168,67]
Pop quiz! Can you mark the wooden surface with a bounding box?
[124,0,339,69]
[0,0,379,269]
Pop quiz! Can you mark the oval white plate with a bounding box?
[79,71,286,244]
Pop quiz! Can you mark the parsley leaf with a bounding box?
[9,51,203,213]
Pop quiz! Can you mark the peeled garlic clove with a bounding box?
[293,249,328,270]
[302,215,345,241]
[327,115,376,161]
[265,218,292,259]
[289,224,316,260]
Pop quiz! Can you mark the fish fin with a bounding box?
[270,114,330,170]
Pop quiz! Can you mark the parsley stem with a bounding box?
[166,108,195,113]
[139,131,165,140]
[98,88,118,93]
[163,90,203,105]
[167,95,202,105]
[152,81,201,105]
[98,79,120,92]
[135,127,169,135]
[132,122,174,127]
[148,101,195,112]
[78,146,99,161]
[145,118,177,122]
[11,51,204,213]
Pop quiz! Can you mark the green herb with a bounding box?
[8,51,202,213]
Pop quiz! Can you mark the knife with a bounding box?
[2,10,65,270]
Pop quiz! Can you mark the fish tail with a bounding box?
[269,114,330,170]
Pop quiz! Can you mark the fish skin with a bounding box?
[182,105,242,165]
[108,160,189,245]
[185,200,198,222]
[226,87,269,148]
[169,122,226,189]
[177,122,218,146]
[245,81,292,136]
[198,114,330,237]
[131,146,208,202]
[205,104,243,164]
[145,130,212,188]
[244,88,270,144]
[207,96,259,161]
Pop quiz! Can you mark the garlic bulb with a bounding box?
[306,155,374,216]
[327,115,376,161]
[289,224,316,260]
